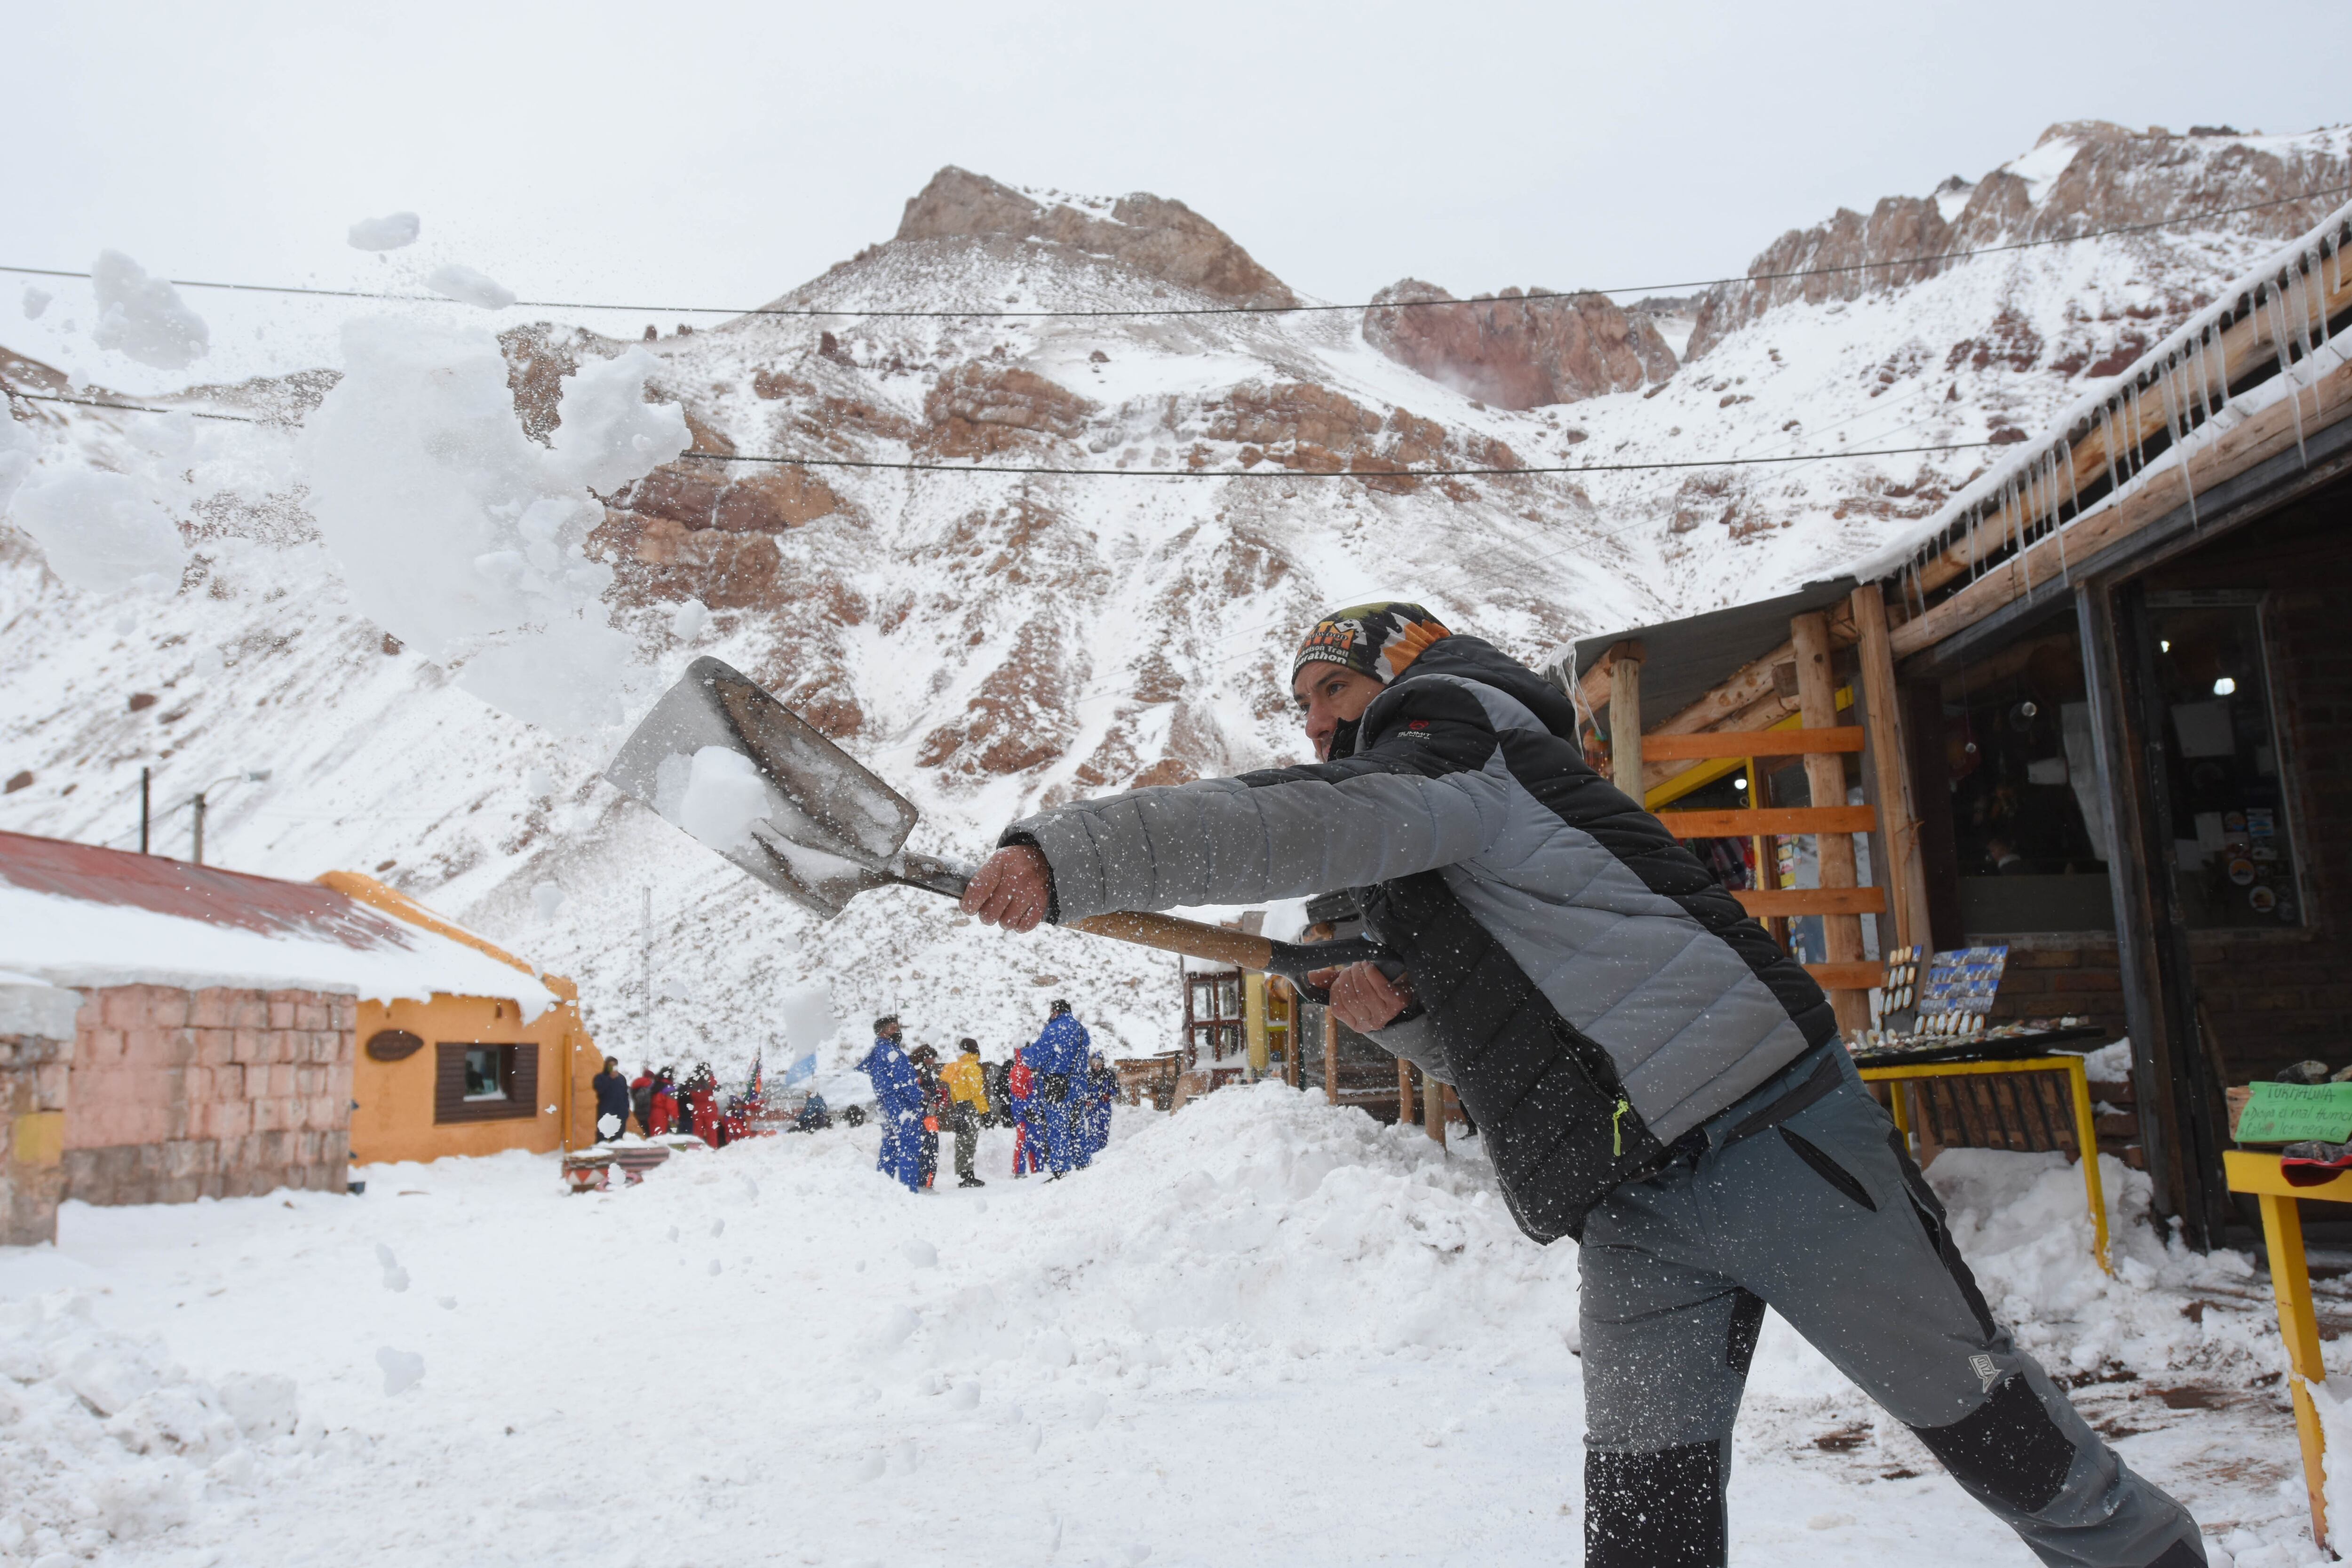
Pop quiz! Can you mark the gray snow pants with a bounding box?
[1577,1041,2205,1568]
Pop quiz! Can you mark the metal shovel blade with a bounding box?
[605,657,919,919]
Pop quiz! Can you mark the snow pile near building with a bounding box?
[0,1289,300,1561]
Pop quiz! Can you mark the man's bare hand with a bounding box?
[1306,963,1414,1033]
[961,844,1053,932]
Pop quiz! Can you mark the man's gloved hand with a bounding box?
[962,844,1053,931]
[1307,963,1414,1033]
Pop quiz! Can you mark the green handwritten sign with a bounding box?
[2235,1082,2352,1146]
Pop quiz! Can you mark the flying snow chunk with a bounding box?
[88,250,209,370]
[670,597,710,641]
[426,263,516,310]
[297,315,676,735]
[531,881,565,920]
[20,285,50,320]
[347,211,421,251]
[542,346,689,492]
[10,470,185,593]
[525,764,557,797]
[374,1346,424,1396]
[653,746,775,856]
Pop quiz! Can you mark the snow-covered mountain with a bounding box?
[3,119,2346,1079]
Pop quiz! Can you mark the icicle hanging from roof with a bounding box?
[2268,285,2311,467]
[2055,437,2079,586]
[2157,358,2199,532]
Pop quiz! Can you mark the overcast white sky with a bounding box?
[6,0,2349,388]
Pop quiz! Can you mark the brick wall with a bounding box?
[1974,934,2129,1043]
[64,984,356,1206]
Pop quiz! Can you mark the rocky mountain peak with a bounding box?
[1685,124,2349,359]
[1359,281,1678,411]
[890,166,1297,309]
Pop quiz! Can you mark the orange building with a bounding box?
[316,873,604,1166]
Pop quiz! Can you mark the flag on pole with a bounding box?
[747,1052,765,1105]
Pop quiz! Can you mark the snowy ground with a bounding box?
[0,1086,2334,1567]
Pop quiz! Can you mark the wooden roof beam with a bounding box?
[1900,231,2352,605]
[1891,344,2352,659]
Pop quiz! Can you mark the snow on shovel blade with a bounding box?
[606,657,919,919]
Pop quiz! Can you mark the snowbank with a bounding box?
[0,1086,2330,1564]
[0,1289,298,1560]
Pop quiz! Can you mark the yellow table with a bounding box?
[2224,1149,2343,1551]
[1859,1055,2110,1277]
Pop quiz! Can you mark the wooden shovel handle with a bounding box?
[1070,911,1276,970]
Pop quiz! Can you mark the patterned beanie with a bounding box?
[1291,602,1452,686]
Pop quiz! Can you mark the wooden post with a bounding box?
[1323,1009,1338,1107]
[1609,644,1645,802]
[1423,1068,1447,1146]
[1791,612,1870,1037]
[1851,584,1931,952]
[1398,1057,1414,1124]
[2260,1189,2331,1549]
[1243,971,1269,1081]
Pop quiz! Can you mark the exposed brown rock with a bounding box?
[609,462,841,534]
[1684,197,1954,359]
[713,467,843,531]
[920,363,1097,458]
[895,167,1297,309]
[1363,282,1677,409]
[591,512,781,610]
[916,619,1071,776]
[1199,382,1521,487]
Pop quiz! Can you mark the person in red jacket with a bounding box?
[686,1062,720,1146]
[648,1066,679,1135]
[1008,1047,1043,1178]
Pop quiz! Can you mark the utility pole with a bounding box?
[139,768,151,854]
[191,791,207,866]
[641,886,653,1021]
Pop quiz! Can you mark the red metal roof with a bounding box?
[0,829,412,953]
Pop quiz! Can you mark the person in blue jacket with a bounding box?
[1025,1000,1091,1177]
[1082,1051,1116,1159]
[856,1015,925,1192]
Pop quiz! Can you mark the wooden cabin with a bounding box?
[1564,203,2352,1249]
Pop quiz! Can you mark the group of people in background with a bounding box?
[588,1057,762,1148]
[855,1002,1118,1194]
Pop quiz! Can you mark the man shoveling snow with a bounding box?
[961,602,2206,1568]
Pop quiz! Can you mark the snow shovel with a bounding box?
[606,656,1383,994]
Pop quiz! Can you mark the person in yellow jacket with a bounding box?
[941,1039,992,1189]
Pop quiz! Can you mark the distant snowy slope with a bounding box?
[2,120,2344,1076]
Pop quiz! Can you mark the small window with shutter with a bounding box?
[434,1043,539,1123]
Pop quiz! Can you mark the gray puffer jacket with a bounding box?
[1002,636,1834,1240]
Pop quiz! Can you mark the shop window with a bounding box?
[434,1043,539,1123]
[2147,591,2304,929]
[1939,625,2115,934]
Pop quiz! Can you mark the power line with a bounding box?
[3,182,2342,324]
[1,389,267,423]
[0,387,1992,476]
